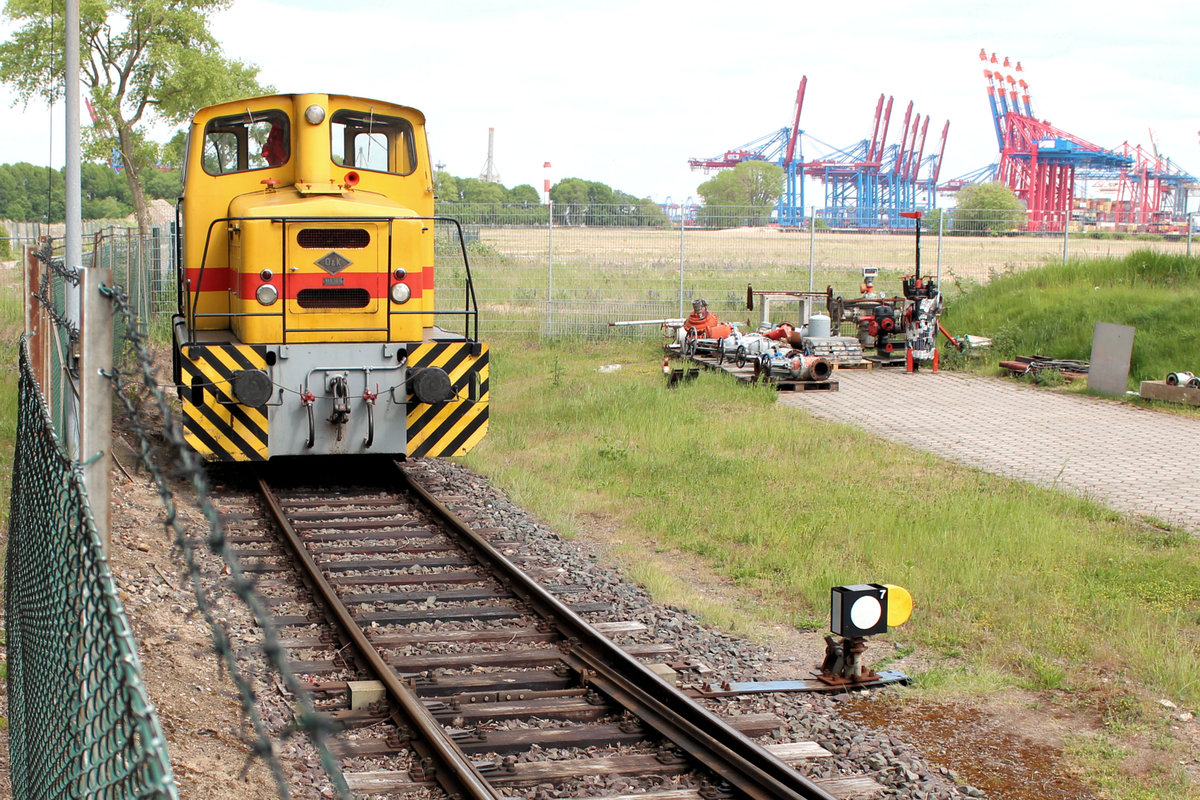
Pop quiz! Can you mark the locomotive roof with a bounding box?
[191,93,425,124]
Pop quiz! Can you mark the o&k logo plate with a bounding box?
[316,251,352,274]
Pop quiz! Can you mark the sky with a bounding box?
[2,0,1199,208]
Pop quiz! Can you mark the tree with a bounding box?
[142,166,181,202]
[0,0,270,233]
[919,207,947,232]
[459,178,507,204]
[696,160,784,208]
[81,161,132,218]
[0,162,64,222]
[435,171,462,202]
[695,160,783,228]
[551,177,615,207]
[507,184,540,205]
[952,182,1026,235]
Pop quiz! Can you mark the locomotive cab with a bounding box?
[173,94,489,461]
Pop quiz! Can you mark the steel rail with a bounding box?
[397,463,837,800]
[255,474,504,800]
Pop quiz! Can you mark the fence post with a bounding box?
[547,200,554,335]
[936,209,944,287]
[1062,217,1069,264]
[79,265,113,555]
[679,208,685,318]
[808,207,816,292]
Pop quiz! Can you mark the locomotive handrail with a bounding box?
[430,216,481,342]
[182,213,481,343]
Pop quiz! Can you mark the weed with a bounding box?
[936,345,968,371]
[1018,654,1069,690]
[941,251,1200,389]
[597,437,629,461]
[986,323,1022,360]
[1022,368,1067,387]
[871,643,916,671]
[1101,692,1147,731]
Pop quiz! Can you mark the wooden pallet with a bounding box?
[833,360,873,370]
[769,378,838,392]
[688,354,841,391]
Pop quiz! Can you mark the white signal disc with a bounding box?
[849,595,882,630]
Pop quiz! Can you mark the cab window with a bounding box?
[202,110,290,175]
[331,109,417,175]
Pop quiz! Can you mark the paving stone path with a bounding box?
[776,368,1200,533]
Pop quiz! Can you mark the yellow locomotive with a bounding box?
[172,93,488,461]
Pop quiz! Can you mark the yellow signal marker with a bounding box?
[884,584,913,627]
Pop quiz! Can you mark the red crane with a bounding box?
[981,50,1131,231]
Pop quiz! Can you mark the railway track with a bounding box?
[213,458,879,799]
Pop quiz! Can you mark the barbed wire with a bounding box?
[30,239,81,349]
[94,238,353,798]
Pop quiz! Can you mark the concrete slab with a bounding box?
[776,370,1200,533]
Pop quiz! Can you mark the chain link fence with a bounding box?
[28,206,1193,339]
[432,204,1197,336]
[8,237,352,800]
[8,241,178,800]
[7,335,177,800]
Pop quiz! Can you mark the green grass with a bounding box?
[463,334,1200,714]
[463,332,1200,797]
[942,251,1200,388]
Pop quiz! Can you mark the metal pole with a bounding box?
[65,0,82,457]
[808,206,815,292]
[679,200,686,318]
[913,214,921,282]
[1062,216,1069,264]
[1188,214,1194,258]
[936,209,944,288]
[547,200,553,335]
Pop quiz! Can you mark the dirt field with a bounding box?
[450,225,1188,335]
[476,225,1189,286]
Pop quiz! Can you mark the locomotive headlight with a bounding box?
[256,283,279,305]
[304,104,325,125]
[390,282,411,304]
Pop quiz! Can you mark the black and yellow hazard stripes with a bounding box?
[180,344,270,461]
[405,341,490,457]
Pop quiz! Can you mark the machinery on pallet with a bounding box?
[716,328,772,367]
[827,283,908,361]
[758,349,833,383]
[859,300,907,359]
[746,285,864,366]
[715,321,806,368]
